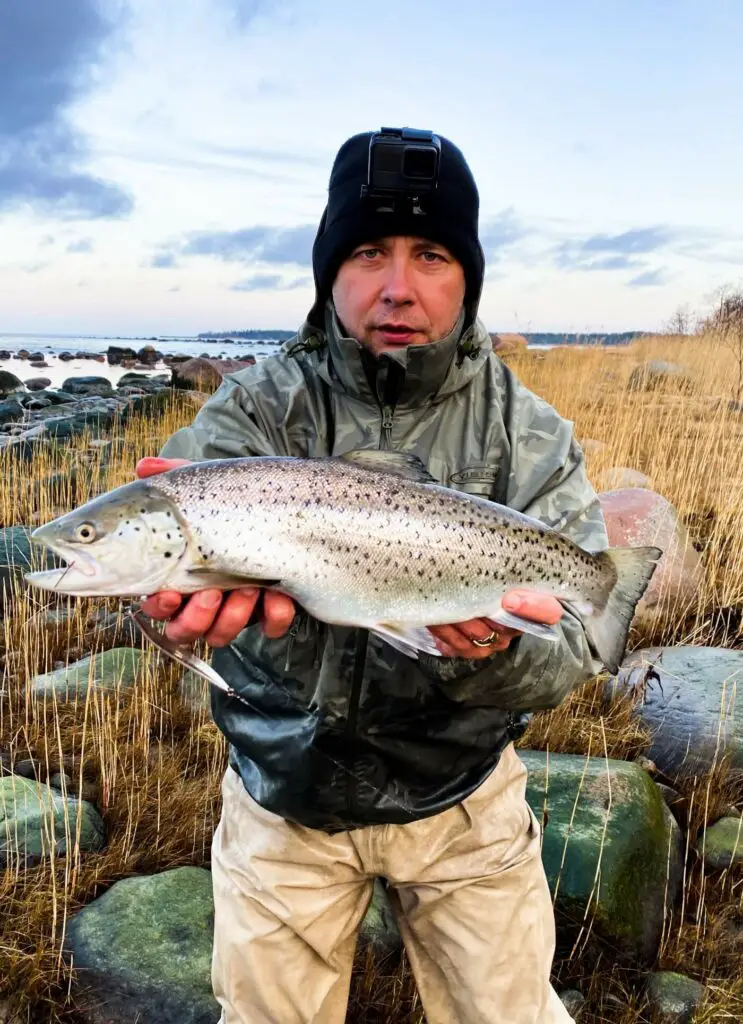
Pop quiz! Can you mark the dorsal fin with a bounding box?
[338,449,438,483]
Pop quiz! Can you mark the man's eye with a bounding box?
[357,248,381,259]
[422,251,445,262]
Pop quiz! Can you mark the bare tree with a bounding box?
[663,303,693,335]
[702,286,743,403]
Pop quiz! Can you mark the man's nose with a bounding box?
[380,258,415,304]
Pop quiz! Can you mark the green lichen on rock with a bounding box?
[646,970,705,1023]
[30,647,145,702]
[521,750,683,960]
[0,775,105,866]
[66,866,219,1024]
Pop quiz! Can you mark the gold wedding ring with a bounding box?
[471,629,499,648]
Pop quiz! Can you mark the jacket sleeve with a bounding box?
[418,365,610,712]
[158,376,283,461]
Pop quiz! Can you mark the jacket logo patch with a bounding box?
[449,465,501,487]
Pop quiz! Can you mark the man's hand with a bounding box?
[428,590,563,660]
[134,457,296,646]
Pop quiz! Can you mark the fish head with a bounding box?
[24,479,189,597]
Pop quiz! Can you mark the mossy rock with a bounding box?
[31,647,145,702]
[0,775,105,867]
[698,816,743,870]
[645,971,705,1023]
[521,750,683,961]
[65,867,219,1024]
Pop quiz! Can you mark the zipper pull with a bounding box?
[284,615,301,672]
[381,405,394,448]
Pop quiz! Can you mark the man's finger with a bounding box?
[164,589,224,644]
[429,624,505,659]
[140,591,183,619]
[501,590,563,625]
[262,590,297,639]
[135,457,191,479]
[204,588,261,647]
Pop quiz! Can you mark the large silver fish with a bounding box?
[25,450,661,674]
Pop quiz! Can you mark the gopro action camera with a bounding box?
[361,127,441,215]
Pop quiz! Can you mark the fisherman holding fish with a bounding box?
[27,129,660,1023]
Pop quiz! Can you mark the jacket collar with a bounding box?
[292,300,493,409]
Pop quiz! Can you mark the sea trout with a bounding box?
[25,449,661,674]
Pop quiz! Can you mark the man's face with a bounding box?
[331,235,466,357]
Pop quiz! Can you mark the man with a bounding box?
[136,129,608,1024]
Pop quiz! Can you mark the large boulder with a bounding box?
[520,750,683,961]
[598,488,704,631]
[170,356,255,391]
[627,360,696,394]
[106,346,137,366]
[645,971,705,1024]
[0,775,105,867]
[65,867,220,1024]
[61,376,114,398]
[136,345,160,366]
[31,648,146,702]
[0,369,24,397]
[0,398,23,427]
[24,376,52,391]
[606,646,743,782]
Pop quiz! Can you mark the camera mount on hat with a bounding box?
[360,127,441,216]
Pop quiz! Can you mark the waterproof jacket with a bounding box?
[160,305,609,831]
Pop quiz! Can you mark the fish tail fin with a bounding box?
[579,546,662,674]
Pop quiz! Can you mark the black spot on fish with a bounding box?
[164,552,172,558]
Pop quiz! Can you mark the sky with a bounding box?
[0,0,741,338]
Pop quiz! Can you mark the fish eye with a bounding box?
[75,523,97,544]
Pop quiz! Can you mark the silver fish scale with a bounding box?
[154,458,613,628]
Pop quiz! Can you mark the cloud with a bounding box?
[480,208,530,257]
[150,251,179,269]
[230,274,313,292]
[628,268,670,288]
[0,0,132,220]
[554,225,674,273]
[67,238,93,253]
[180,224,316,266]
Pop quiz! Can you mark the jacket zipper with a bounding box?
[344,379,397,816]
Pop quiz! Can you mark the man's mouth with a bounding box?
[375,324,420,342]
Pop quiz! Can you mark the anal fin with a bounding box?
[370,623,442,660]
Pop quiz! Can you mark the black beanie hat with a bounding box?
[309,130,485,327]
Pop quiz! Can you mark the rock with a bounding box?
[106,345,137,366]
[29,360,49,369]
[12,758,42,781]
[0,370,23,396]
[58,351,75,361]
[28,351,45,362]
[603,467,651,490]
[598,488,704,630]
[698,816,743,870]
[655,784,690,827]
[92,610,143,650]
[136,345,159,366]
[30,648,145,702]
[0,525,58,612]
[49,772,73,793]
[65,866,219,1024]
[60,376,115,397]
[627,360,696,394]
[170,356,255,391]
[558,990,585,1019]
[0,775,105,867]
[25,397,51,411]
[491,332,528,354]
[0,349,11,359]
[520,750,683,960]
[358,877,402,956]
[24,376,52,391]
[117,371,152,387]
[0,399,23,427]
[45,407,117,440]
[606,646,743,781]
[130,391,175,417]
[14,350,29,359]
[579,438,607,457]
[645,971,705,1024]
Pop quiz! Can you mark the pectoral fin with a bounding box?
[487,606,562,642]
[186,567,281,590]
[339,449,438,484]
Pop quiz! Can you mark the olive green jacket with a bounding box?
[160,304,608,830]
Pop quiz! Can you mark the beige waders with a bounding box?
[211,742,573,1024]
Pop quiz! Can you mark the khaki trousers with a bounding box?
[211,742,572,1024]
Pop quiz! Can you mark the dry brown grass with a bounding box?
[0,334,741,1022]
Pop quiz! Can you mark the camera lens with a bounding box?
[403,147,436,180]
